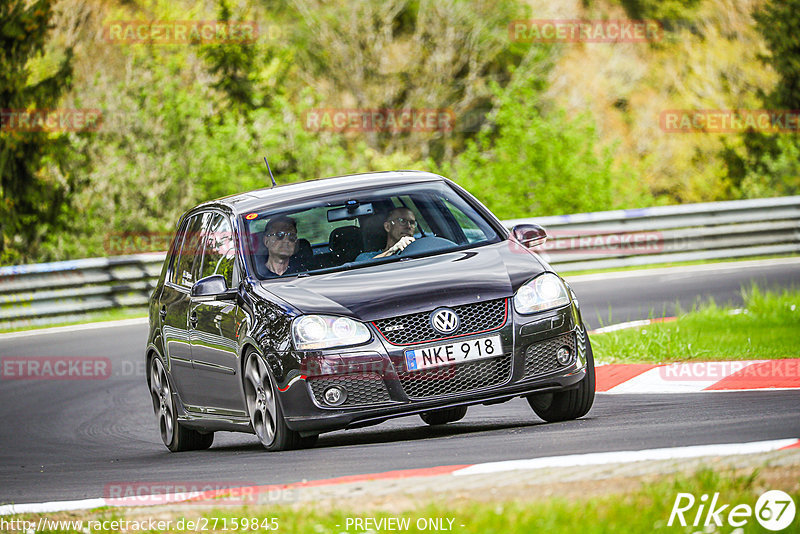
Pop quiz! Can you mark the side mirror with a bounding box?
[511,224,547,248]
[191,275,236,300]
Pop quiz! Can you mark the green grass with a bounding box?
[11,467,798,533]
[591,286,800,363]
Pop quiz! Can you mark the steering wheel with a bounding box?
[398,236,456,256]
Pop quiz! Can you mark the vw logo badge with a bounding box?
[430,308,459,334]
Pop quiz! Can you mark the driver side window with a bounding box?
[198,213,236,286]
[172,213,210,288]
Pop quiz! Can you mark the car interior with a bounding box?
[245,189,496,279]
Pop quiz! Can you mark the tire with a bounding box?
[526,331,595,422]
[149,357,214,452]
[420,405,468,425]
[243,350,304,451]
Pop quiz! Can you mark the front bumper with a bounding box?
[279,299,589,434]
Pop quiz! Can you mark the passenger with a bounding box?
[261,216,299,277]
[356,207,417,261]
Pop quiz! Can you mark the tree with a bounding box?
[449,74,620,219]
[290,0,530,163]
[753,0,800,110]
[0,0,82,264]
[723,0,800,198]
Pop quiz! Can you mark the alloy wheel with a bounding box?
[244,352,278,447]
[150,358,174,446]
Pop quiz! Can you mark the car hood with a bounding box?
[259,241,546,322]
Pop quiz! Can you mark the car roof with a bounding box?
[197,170,446,215]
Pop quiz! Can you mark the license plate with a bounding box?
[404,335,502,372]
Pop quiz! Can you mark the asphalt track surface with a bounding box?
[1,260,798,504]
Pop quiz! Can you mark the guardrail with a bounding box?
[1,196,798,330]
[0,255,165,330]
[508,195,800,272]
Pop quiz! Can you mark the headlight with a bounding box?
[514,273,570,314]
[292,315,371,350]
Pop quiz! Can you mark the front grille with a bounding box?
[308,373,391,407]
[522,333,577,379]
[373,298,507,345]
[396,354,512,399]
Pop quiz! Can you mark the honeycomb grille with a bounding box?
[308,373,391,407]
[522,333,576,379]
[396,354,512,399]
[373,298,507,346]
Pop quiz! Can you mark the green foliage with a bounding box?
[4,0,793,264]
[449,76,620,218]
[738,134,800,198]
[290,0,531,163]
[722,0,800,200]
[753,0,800,110]
[0,0,79,264]
[613,0,703,21]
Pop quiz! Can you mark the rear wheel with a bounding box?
[149,357,214,452]
[243,350,306,451]
[527,332,595,422]
[420,405,468,425]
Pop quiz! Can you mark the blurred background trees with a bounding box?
[0,0,796,263]
[1,0,81,264]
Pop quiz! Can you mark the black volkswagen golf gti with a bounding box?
[146,170,595,451]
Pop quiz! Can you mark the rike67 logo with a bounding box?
[669,490,796,531]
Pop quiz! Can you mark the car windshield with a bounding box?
[241,181,501,279]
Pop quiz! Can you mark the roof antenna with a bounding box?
[264,156,276,187]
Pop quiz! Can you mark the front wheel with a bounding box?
[149,357,213,452]
[526,331,595,422]
[243,350,305,451]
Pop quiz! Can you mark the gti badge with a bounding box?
[430,308,459,334]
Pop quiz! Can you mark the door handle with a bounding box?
[189,311,198,328]
[159,306,167,320]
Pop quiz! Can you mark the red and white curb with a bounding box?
[587,314,800,393]
[2,438,798,516]
[595,359,800,393]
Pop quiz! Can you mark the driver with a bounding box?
[356,207,417,261]
[261,216,299,277]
